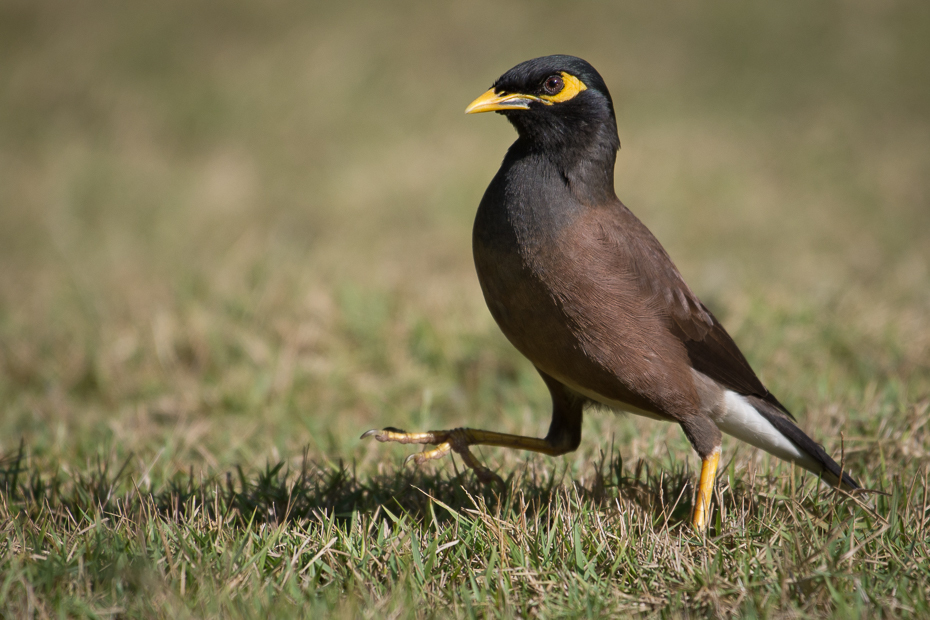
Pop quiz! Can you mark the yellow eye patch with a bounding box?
[538,72,588,104]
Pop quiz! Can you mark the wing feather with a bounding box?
[613,201,794,420]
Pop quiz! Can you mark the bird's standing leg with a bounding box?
[693,447,721,531]
[362,370,584,486]
[679,416,723,531]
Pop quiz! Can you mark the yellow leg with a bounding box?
[692,448,720,531]
[361,426,568,486]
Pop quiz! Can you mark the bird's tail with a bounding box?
[716,392,859,490]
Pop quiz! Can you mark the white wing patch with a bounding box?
[715,391,821,473]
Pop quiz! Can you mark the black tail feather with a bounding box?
[746,396,859,490]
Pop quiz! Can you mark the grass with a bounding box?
[2,434,929,617]
[1,0,929,617]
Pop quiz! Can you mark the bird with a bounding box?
[363,55,859,530]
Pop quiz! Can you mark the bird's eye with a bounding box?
[543,75,564,95]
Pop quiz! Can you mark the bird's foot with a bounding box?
[361,427,504,487]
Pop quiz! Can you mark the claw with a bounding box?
[361,425,508,489]
[361,427,410,442]
[409,442,452,465]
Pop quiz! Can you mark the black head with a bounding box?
[466,55,619,156]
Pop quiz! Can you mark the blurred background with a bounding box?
[1,0,928,479]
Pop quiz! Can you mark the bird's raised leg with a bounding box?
[362,370,584,486]
[362,426,574,486]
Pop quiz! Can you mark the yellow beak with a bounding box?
[465,88,540,114]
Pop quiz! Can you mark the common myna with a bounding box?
[364,55,858,530]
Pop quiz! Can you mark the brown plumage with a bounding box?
[364,55,858,529]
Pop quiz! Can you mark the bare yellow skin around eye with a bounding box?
[463,71,589,114]
[538,72,588,104]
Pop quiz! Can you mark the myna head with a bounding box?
[466,55,620,157]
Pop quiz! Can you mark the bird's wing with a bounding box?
[612,202,795,420]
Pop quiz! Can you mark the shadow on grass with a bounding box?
[0,441,704,529]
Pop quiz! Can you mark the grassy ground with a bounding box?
[1,0,929,617]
